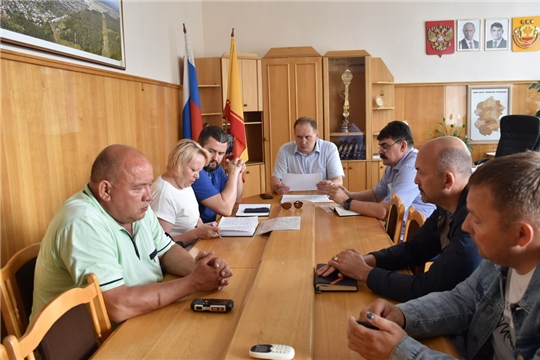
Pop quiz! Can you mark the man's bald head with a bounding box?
[421,137,472,180]
[90,144,150,186]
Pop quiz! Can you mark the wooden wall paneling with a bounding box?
[443,85,467,126]
[1,51,181,266]
[513,83,540,116]
[395,85,445,148]
[394,86,405,120]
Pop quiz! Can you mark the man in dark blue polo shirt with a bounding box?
[192,126,245,223]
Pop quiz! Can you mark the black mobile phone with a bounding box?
[357,320,380,330]
[191,298,234,313]
[244,207,270,214]
[260,193,274,200]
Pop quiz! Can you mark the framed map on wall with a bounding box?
[467,85,511,143]
[0,0,126,69]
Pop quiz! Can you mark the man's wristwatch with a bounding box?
[343,198,354,210]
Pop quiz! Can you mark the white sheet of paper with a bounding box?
[282,173,323,191]
[258,216,301,234]
[280,194,333,203]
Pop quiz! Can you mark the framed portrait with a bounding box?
[456,19,481,52]
[0,0,126,69]
[485,19,509,51]
[467,85,511,143]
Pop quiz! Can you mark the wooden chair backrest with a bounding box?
[403,206,427,243]
[3,274,111,360]
[1,243,41,338]
[385,194,405,244]
[403,206,428,274]
[0,344,8,360]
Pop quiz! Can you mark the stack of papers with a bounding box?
[281,194,333,204]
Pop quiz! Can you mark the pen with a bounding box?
[211,222,223,241]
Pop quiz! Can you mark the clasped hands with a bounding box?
[192,250,233,291]
[327,184,351,205]
[225,157,246,176]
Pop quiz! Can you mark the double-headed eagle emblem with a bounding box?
[428,24,454,51]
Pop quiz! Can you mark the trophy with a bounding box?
[340,69,353,132]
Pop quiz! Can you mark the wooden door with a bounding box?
[262,56,323,189]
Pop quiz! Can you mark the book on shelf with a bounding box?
[314,264,358,293]
[218,216,259,237]
[333,205,361,217]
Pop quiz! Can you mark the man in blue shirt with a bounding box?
[329,121,435,221]
[192,126,245,223]
[272,116,344,194]
[348,151,540,360]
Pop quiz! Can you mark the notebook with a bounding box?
[333,205,361,217]
[218,216,259,237]
[314,264,358,293]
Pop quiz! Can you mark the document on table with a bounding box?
[281,194,333,203]
[258,216,301,234]
[281,173,323,191]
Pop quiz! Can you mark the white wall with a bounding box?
[2,1,539,84]
[201,1,540,83]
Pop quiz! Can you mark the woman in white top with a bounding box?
[151,139,221,247]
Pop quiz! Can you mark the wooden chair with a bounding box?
[3,274,111,360]
[1,344,8,360]
[385,194,405,245]
[1,243,41,338]
[403,206,427,274]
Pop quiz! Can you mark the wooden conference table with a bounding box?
[92,194,459,359]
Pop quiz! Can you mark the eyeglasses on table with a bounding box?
[280,201,303,210]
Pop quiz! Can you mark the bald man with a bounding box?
[31,145,233,323]
[317,137,482,302]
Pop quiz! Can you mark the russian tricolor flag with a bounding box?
[182,24,202,140]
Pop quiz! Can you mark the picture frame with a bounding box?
[485,18,509,51]
[456,19,481,52]
[0,0,126,69]
[467,85,511,143]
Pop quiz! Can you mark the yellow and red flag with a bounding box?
[222,29,248,162]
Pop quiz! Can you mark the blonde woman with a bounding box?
[151,139,221,247]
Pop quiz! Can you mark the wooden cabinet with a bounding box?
[194,58,223,129]
[243,164,266,198]
[368,58,395,158]
[321,50,392,192]
[262,47,323,191]
[341,161,367,192]
[194,56,264,164]
[367,160,385,189]
[221,56,262,111]
[341,161,385,192]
